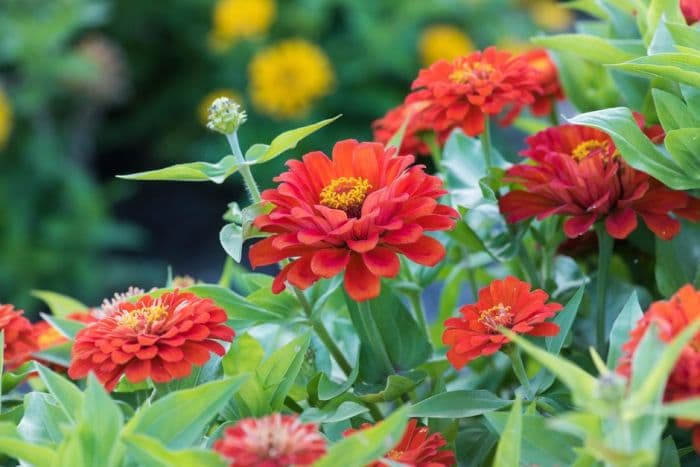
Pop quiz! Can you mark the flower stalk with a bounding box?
[505,344,534,400]
[594,222,614,357]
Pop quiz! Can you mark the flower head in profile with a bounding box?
[249,139,458,301]
[344,419,455,467]
[68,291,234,391]
[499,124,700,239]
[248,39,334,119]
[418,25,474,67]
[617,284,700,451]
[213,414,326,466]
[0,87,12,149]
[372,101,431,156]
[0,304,37,371]
[521,48,564,117]
[443,276,562,369]
[682,0,700,24]
[406,47,541,139]
[210,0,276,49]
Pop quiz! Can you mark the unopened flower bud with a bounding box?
[206,97,247,134]
[595,372,627,404]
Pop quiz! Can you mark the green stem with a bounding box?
[548,100,559,127]
[481,115,492,169]
[218,256,235,287]
[505,345,533,400]
[284,396,304,414]
[291,287,353,377]
[226,132,261,203]
[595,223,614,357]
[407,291,430,343]
[424,131,442,169]
[356,300,394,376]
[517,243,540,289]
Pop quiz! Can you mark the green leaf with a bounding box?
[665,128,700,172]
[410,390,511,418]
[245,115,340,164]
[357,372,426,403]
[666,20,700,49]
[627,319,700,409]
[313,406,409,467]
[570,107,695,189]
[78,375,124,466]
[655,220,700,296]
[611,53,700,88]
[658,436,682,467]
[533,35,637,64]
[123,433,225,467]
[39,313,86,341]
[31,342,72,368]
[652,89,698,131]
[117,155,241,184]
[31,290,88,318]
[657,397,700,422]
[645,0,684,44]
[257,333,311,410]
[317,358,360,401]
[220,202,271,263]
[502,330,597,407]
[486,411,579,466]
[300,401,369,424]
[546,286,584,355]
[223,332,265,377]
[607,291,643,368]
[17,392,69,445]
[125,375,249,448]
[219,223,244,262]
[0,422,55,467]
[35,363,84,424]
[492,396,522,467]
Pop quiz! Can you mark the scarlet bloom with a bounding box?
[0,304,38,371]
[499,124,700,240]
[617,285,700,451]
[406,47,540,139]
[249,139,458,301]
[372,101,431,156]
[442,276,562,369]
[68,291,234,391]
[682,0,700,24]
[521,48,564,117]
[213,414,326,466]
[345,419,455,467]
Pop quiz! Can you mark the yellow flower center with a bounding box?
[37,327,64,348]
[449,61,495,84]
[319,177,371,217]
[479,302,513,331]
[117,304,168,330]
[571,139,618,162]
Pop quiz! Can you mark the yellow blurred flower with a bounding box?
[0,88,12,149]
[418,25,475,67]
[211,0,276,49]
[248,39,334,119]
[526,0,573,31]
[197,89,243,126]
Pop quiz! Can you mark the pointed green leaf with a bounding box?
[410,390,511,418]
[0,422,55,467]
[493,396,522,467]
[657,397,700,422]
[123,433,225,467]
[78,375,124,466]
[39,313,86,341]
[546,286,584,355]
[257,333,311,410]
[652,89,698,131]
[607,291,644,368]
[117,155,240,184]
[611,53,700,88]
[313,406,409,467]
[300,401,369,424]
[533,35,637,64]
[35,363,84,423]
[31,290,88,318]
[665,128,700,173]
[246,115,340,164]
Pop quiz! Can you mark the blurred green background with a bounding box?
[0,0,573,311]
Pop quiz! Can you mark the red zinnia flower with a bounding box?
[617,284,700,451]
[213,414,326,467]
[521,48,564,118]
[373,101,431,156]
[442,276,562,369]
[344,419,455,467]
[249,139,458,301]
[406,46,541,139]
[499,124,700,240]
[682,0,700,24]
[0,304,38,371]
[68,290,234,391]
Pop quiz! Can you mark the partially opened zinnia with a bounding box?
[617,284,700,451]
[442,276,562,369]
[68,290,234,391]
[213,414,326,466]
[521,48,564,117]
[0,304,37,371]
[406,46,541,140]
[344,419,455,467]
[499,124,700,240]
[249,139,458,301]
